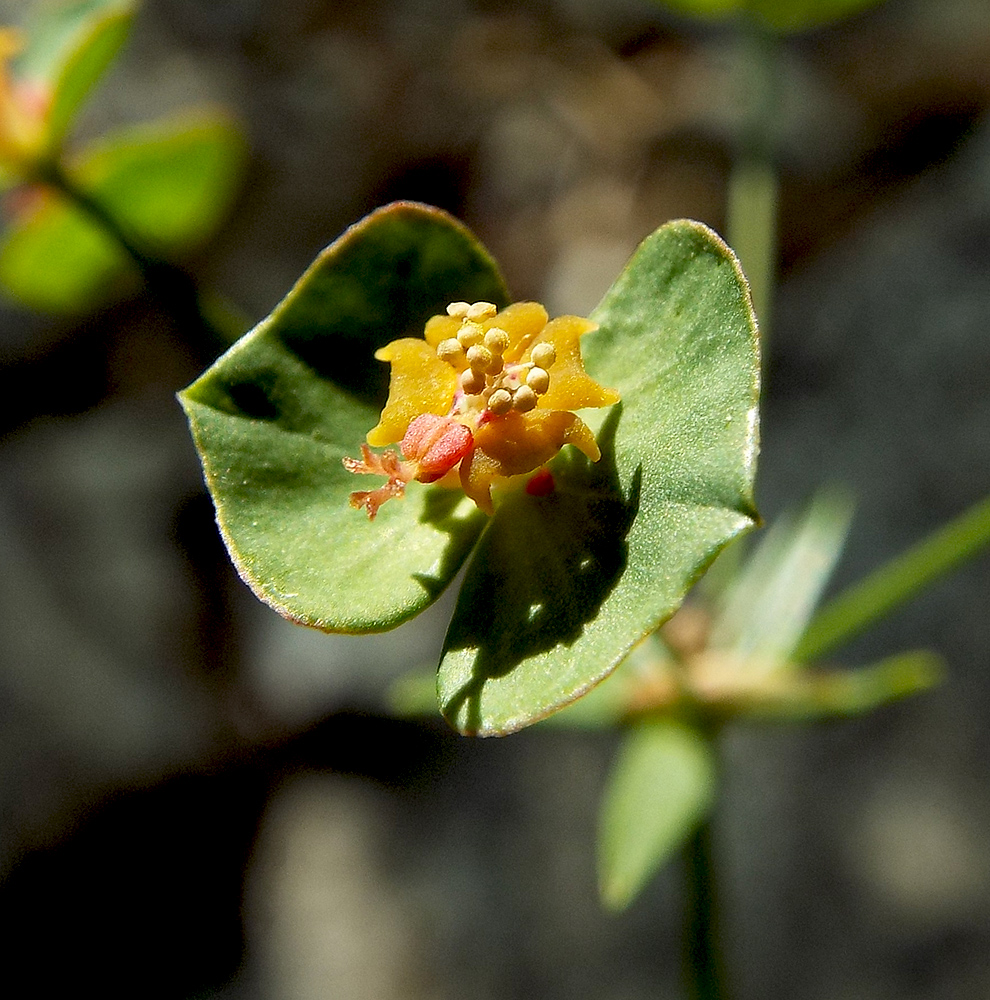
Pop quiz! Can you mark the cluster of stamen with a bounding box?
[440,301,556,418]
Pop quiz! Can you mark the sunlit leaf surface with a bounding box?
[180,202,508,632]
[439,221,760,735]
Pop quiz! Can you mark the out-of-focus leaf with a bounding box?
[598,719,716,911]
[439,221,760,735]
[180,202,507,632]
[797,493,990,662]
[0,114,245,312]
[708,487,852,667]
[17,1,136,150]
[0,188,132,312]
[72,114,246,254]
[652,0,886,32]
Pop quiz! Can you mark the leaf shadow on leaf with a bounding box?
[411,489,487,600]
[225,375,281,421]
[441,406,641,732]
[272,208,510,408]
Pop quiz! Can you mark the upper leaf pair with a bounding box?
[180,201,761,735]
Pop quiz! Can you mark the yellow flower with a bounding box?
[0,28,49,171]
[344,300,620,517]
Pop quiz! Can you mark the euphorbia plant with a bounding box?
[179,200,762,736]
[179,197,985,997]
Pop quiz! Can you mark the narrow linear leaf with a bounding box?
[796,493,990,662]
[439,220,760,735]
[598,719,716,912]
[730,650,944,720]
[180,202,508,632]
[709,486,853,665]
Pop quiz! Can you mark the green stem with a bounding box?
[796,493,990,663]
[726,15,781,342]
[682,719,726,1000]
[683,814,725,1000]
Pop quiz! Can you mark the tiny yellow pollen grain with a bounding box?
[530,342,555,369]
[513,384,537,412]
[526,366,550,394]
[457,322,484,348]
[466,301,497,320]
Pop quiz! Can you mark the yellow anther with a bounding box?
[513,384,537,412]
[484,328,510,354]
[487,388,513,415]
[457,322,484,348]
[446,301,471,318]
[466,344,493,372]
[437,338,463,364]
[460,368,486,395]
[466,301,497,321]
[530,342,556,369]
[526,366,550,394]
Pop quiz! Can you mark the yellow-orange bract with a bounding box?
[345,301,619,517]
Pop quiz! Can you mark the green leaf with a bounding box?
[15,1,135,152]
[0,187,131,312]
[71,114,247,253]
[796,492,990,662]
[0,114,245,312]
[728,650,944,719]
[651,0,887,32]
[598,719,716,912]
[439,220,760,735]
[708,486,853,665]
[180,202,508,632]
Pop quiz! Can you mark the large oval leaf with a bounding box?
[180,202,508,632]
[438,220,760,735]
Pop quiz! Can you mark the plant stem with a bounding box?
[726,15,781,342]
[682,718,726,1000]
[683,813,725,1000]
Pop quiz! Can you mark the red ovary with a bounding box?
[401,413,473,482]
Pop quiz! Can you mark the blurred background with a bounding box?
[2,0,990,997]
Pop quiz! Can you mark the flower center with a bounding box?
[437,301,557,426]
